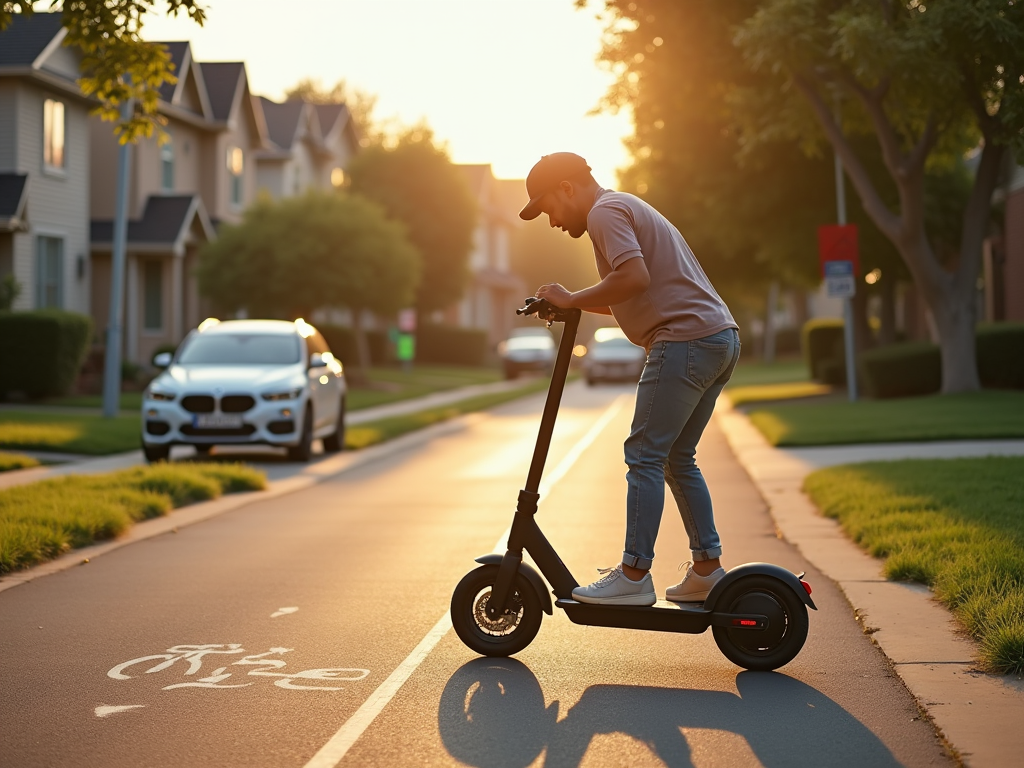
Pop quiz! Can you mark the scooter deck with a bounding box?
[556,598,716,634]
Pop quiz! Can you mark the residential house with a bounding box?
[88,42,269,365]
[255,97,358,200]
[0,13,91,314]
[450,165,525,346]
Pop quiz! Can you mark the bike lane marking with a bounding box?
[302,393,630,768]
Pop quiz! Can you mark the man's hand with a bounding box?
[536,283,574,308]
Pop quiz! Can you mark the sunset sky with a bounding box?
[142,0,633,186]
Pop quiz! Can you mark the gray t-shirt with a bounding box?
[587,189,737,350]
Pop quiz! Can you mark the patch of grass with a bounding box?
[35,392,144,410]
[0,463,265,574]
[346,377,550,450]
[727,359,809,388]
[748,390,1024,446]
[0,411,140,455]
[804,457,1024,674]
[0,451,40,472]
[347,365,503,411]
[727,382,832,407]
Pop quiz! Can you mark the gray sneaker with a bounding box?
[665,562,725,602]
[572,565,656,606]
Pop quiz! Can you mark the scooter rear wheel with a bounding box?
[711,575,809,671]
[451,565,542,657]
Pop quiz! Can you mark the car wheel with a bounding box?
[143,443,170,463]
[322,397,346,453]
[287,407,314,462]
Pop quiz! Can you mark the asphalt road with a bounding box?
[0,382,952,767]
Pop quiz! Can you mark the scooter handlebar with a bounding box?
[515,297,579,324]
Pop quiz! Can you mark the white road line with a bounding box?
[302,392,630,768]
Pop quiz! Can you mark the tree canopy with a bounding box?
[347,129,478,316]
[1,1,206,142]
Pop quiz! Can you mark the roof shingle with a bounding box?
[0,12,64,68]
[198,61,245,121]
[91,195,198,245]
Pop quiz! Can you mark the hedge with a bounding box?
[416,324,489,366]
[317,325,391,367]
[0,311,93,398]
[859,323,1024,398]
[802,318,846,384]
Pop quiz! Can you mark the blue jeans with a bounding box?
[621,328,741,570]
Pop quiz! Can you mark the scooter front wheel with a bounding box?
[712,575,809,671]
[451,564,542,657]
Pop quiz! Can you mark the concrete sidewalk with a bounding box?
[715,400,1024,767]
[0,377,539,491]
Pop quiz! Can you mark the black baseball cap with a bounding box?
[519,152,592,221]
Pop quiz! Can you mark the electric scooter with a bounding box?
[451,298,817,671]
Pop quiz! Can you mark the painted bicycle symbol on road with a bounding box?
[108,644,369,691]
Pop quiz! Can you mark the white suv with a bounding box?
[142,318,346,463]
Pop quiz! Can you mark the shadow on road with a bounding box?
[438,658,901,768]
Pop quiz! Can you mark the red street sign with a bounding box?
[818,224,860,278]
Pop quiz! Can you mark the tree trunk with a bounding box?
[763,281,778,364]
[878,276,897,346]
[930,281,981,393]
[852,285,874,355]
[351,308,372,371]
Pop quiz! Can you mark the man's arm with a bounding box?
[536,256,650,310]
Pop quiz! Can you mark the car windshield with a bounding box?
[177,334,301,365]
[506,336,554,350]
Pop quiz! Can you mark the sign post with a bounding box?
[396,308,416,372]
[817,223,859,401]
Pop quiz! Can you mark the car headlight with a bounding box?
[146,388,176,402]
[262,387,303,401]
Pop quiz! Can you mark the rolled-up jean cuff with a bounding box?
[622,551,654,571]
[691,547,723,562]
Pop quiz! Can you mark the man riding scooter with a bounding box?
[520,152,740,607]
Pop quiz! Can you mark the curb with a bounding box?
[714,400,1024,767]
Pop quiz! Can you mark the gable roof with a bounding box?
[0,12,64,68]
[0,174,29,231]
[156,41,189,103]
[313,104,347,135]
[91,195,215,252]
[259,97,306,150]
[199,61,246,122]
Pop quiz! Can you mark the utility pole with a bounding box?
[102,99,133,418]
[834,119,858,401]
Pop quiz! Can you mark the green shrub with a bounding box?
[0,311,93,398]
[859,342,942,399]
[774,327,802,356]
[802,318,845,384]
[977,322,1024,389]
[416,324,489,366]
[317,325,391,367]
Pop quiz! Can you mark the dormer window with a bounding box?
[43,98,65,171]
[227,146,244,207]
[160,135,174,191]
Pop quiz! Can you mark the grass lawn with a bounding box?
[805,457,1024,674]
[346,365,503,411]
[0,451,40,473]
[727,382,833,407]
[748,390,1024,446]
[346,376,552,450]
[0,411,141,455]
[38,392,144,410]
[0,462,265,573]
[727,359,809,388]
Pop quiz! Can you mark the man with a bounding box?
[520,152,740,606]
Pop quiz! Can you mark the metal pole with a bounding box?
[102,100,133,418]
[834,128,858,402]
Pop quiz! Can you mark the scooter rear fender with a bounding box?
[475,555,554,615]
[704,562,817,611]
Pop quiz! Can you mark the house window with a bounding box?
[43,99,65,171]
[160,136,174,191]
[227,146,244,206]
[143,260,163,331]
[35,236,63,308]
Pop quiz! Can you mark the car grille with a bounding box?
[180,425,257,438]
[220,395,255,413]
[181,395,215,413]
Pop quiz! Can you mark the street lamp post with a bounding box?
[833,122,858,402]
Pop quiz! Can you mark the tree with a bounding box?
[730,0,1024,392]
[346,128,478,318]
[2,1,206,142]
[283,77,377,140]
[196,191,420,369]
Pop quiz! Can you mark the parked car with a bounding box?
[583,327,646,385]
[141,318,346,463]
[498,328,556,379]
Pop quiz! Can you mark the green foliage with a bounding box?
[976,322,1024,390]
[802,318,845,383]
[196,191,420,321]
[416,324,489,366]
[317,325,391,367]
[747,390,1024,446]
[0,311,92,398]
[0,275,21,311]
[1,1,207,143]
[805,457,1024,673]
[0,410,139,455]
[347,129,477,315]
[0,462,264,573]
[0,451,39,473]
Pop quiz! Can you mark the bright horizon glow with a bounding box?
[141,0,633,186]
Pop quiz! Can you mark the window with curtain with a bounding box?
[43,99,65,171]
[227,146,244,207]
[161,135,174,191]
[35,236,63,308]
[143,260,163,331]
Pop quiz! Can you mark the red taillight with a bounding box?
[733,619,758,626]
[800,579,812,596]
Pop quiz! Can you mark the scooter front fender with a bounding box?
[475,555,554,615]
[704,562,817,611]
